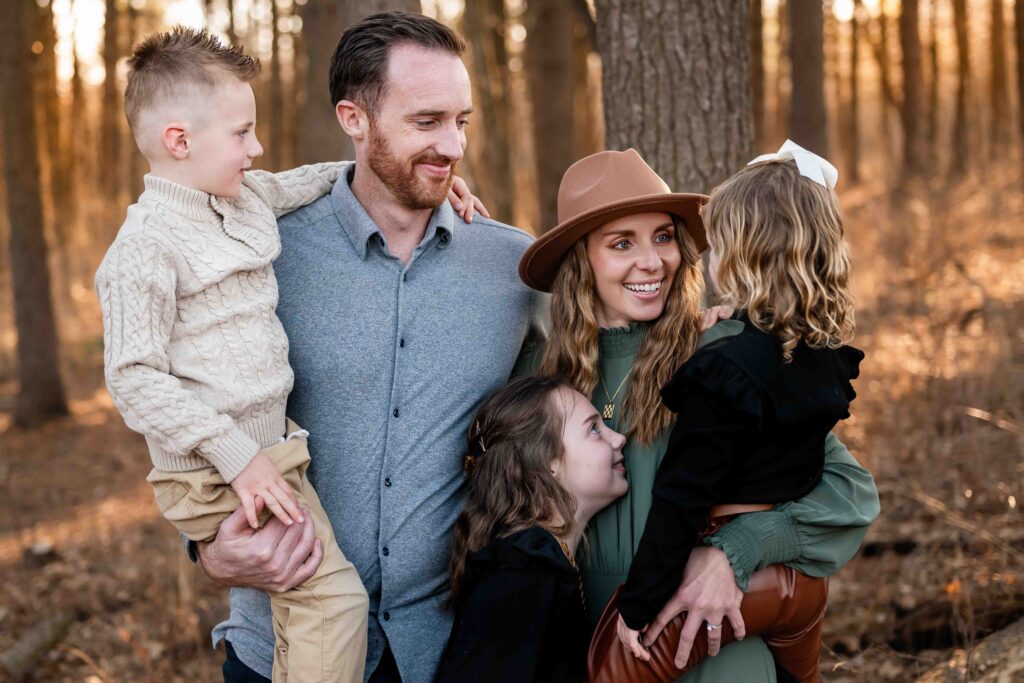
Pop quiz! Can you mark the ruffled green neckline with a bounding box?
[598,322,648,359]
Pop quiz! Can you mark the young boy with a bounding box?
[96,27,481,682]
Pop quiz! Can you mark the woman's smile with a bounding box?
[623,279,664,300]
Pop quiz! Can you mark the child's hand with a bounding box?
[447,175,491,223]
[699,305,735,331]
[615,613,651,661]
[230,451,304,529]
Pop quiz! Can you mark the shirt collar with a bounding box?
[330,163,456,261]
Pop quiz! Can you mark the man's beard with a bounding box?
[367,121,458,211]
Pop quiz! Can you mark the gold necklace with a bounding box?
[559,540,587,610]
[599,369,632,420]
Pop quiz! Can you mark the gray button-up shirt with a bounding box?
[212,164,546,682]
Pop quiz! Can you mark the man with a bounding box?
[193,12,545,683]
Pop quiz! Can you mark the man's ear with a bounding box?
[162,123,189,160]
[336,100,368,141]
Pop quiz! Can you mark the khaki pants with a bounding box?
[148,421,369,683]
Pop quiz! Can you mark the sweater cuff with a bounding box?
[704,510,802,591]
[200,427,262,483]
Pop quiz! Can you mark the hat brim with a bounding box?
[519,193,709,292]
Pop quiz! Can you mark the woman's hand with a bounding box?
[641,546,746,666]
[447,176,491,223]
[699,305,735,331]
[615,613,651,661]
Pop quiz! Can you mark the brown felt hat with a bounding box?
[519,149,708,292]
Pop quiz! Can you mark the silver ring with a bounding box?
[706,623,722,631]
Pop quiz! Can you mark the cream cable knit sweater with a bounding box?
[96,163,344,482]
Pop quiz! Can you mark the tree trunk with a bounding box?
[826,1,841,158]
[128,1,145,198]
[37,1,70,220]
[462,0,514,224]
[0,0,69,426]
[226,0,238,47]
[751,0,765,150]
[70,0,85,186]
[525,0,576,232]
[899,0,927,177]
[594,0,753,193]
[927,0,940,166]
[951,0,971,176]
[990,0,1010,157]
[774,0,789,144]
[34,0,74,299]
[858,0,898,154]
[572,6,602,161]
[296,0,418,165]
[788,0,828,156]
[268,0,284,171]
[847,5,862,183]
[1016,0,1024,162]
[102,0,121,196]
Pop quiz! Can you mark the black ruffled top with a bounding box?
[436,527,590,683]
[618,317,863,629]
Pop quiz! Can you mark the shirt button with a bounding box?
[393,408,399,418]
[399,338,405,348]
[382,547,390,557]
[384,477,392,487]
[383,611,391,621]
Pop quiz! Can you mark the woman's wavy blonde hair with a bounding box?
[539,216,705,446]
[702,160,855,361]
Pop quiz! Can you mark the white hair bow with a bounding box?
[747,139,838,190]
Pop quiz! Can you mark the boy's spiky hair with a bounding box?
[124,26,260,131]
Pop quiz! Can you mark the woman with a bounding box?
[515,149,879,681]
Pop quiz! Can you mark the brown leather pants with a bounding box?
[587,566,828,683]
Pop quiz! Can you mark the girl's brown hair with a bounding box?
[702,160,855,361]
[447,376,576,608]
[539,217,705,446]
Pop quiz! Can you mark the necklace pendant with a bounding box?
[602,403,615,420]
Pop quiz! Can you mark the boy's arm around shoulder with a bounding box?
[705,433,880,590]
[243,161,349,218]
[95,236,261,481]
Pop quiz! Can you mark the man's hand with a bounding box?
[230,451,304,529]
[196,503,323,593]
[448,176,490,222]
[699,305,735,331]
[641,546,746,667]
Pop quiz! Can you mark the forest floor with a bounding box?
[0,170,1022,682]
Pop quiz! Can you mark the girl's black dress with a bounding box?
[618,316,864,629]
[436,526,591,683]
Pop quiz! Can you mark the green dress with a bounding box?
[516,320,880,682]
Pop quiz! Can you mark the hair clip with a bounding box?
[463,453,477,474]
[477,436,487,453]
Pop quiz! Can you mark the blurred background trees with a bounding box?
[2,0,1023,421]
[1,0,1022,417]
